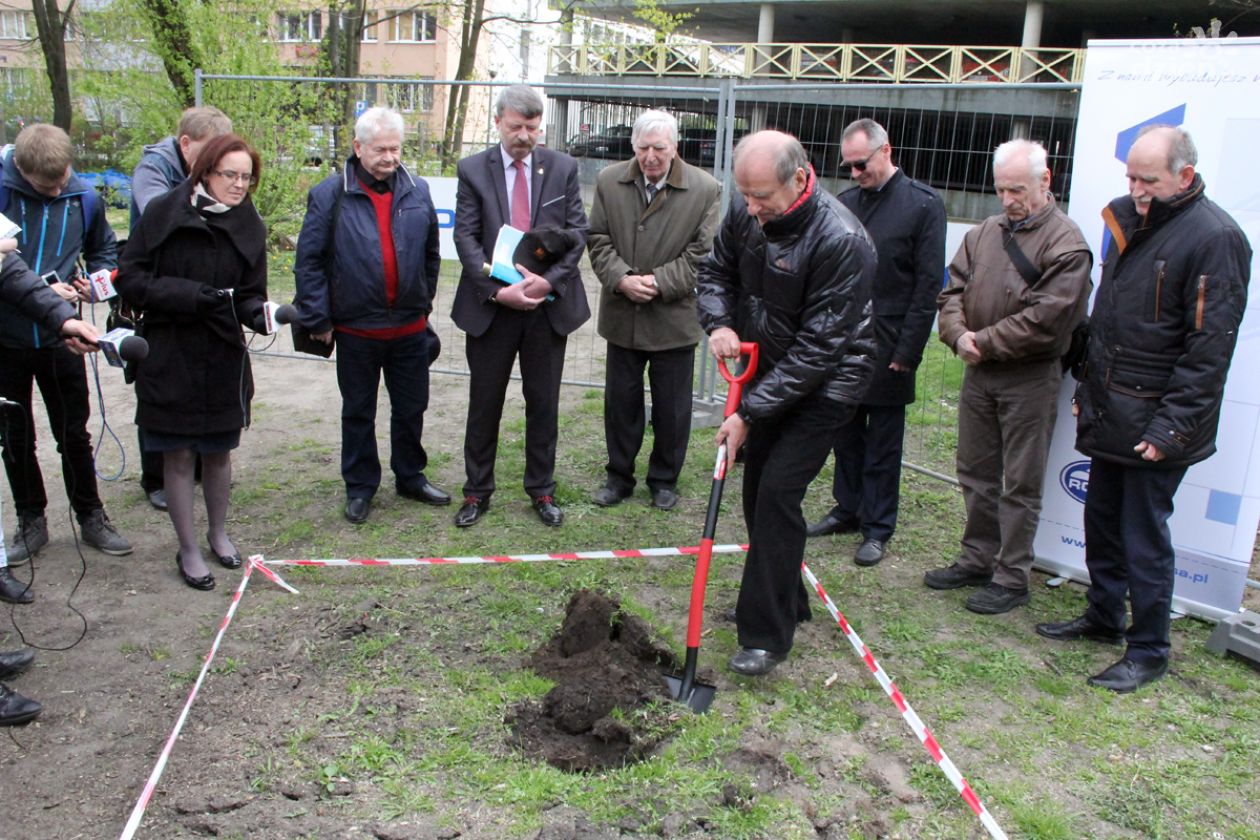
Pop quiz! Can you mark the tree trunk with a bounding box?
[442,0,486,169]
[137,0,203,108]
[29,0,73,130]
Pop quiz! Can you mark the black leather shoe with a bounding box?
[729,647,787,676]
[532,495,564,527]
[1036,615,1123,644]
[455,496,490,528]
[0,683,42,726]
[651,488,679,510]
[147,488,169,511]
[854,538,886,567]
[924,562,992,590]
[176,553,215,591]
[344,497,371,524]
[0,568,34,605]
[397,478,452,506]
[965,583,1030,614]
[207,534,242,569]
[592,485,630,507]
[806,512,859,538]
[0,649,35,680]
[1088,657,1168,693]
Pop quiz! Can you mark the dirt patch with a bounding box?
[507,590,680,772]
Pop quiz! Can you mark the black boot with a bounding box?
[0,683,42,726]
[0,568,33,604]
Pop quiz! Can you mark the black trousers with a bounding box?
[735,394,848,653]
[603,343,695,494]
[335,330,431,500]
[0,345,103,518]
[828,403,906,541]
[1083,457,1187,665]
[462,307,566,499]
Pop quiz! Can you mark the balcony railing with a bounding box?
[548,42,1083,83]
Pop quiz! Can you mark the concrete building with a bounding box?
[545,1,1258,218]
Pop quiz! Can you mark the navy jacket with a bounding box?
[0,156,117,349]
[1075,176,1251,468]
[293,156,441,334]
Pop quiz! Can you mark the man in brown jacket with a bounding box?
[587,110,722,510]
[930,139,1092,614]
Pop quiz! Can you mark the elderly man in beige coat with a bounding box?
[587,110,722,510]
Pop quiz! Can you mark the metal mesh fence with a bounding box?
[200,73,1082,481]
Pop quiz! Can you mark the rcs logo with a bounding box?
[1060,460,1090,503]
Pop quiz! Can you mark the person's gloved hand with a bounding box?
[197,286,231,314]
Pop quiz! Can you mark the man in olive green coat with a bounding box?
[588,110,722,510]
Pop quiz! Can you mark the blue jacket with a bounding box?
[1075,176,1251,468]
[0,155,117,349]
[293,156,441,334]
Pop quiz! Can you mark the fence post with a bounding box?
[195,68,203,107]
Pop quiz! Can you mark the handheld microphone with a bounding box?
[87,268,118,301]
[96,328,150,367]
[259,302,299,335]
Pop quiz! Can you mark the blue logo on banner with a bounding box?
[1060,460,1090,503]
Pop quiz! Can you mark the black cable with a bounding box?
[0,386,90,652]
[76,260,127,483]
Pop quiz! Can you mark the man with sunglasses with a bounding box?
[807,119,945,569]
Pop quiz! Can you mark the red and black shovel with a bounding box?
[665,342,759,713]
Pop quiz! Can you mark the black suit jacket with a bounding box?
[451,145,590,338]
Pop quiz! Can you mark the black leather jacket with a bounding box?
[698,179,877,422]
[1075,176,1251,467]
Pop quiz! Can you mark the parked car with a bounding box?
[78,168,132,209]
[679,127,717,168]
[567,125,633,160]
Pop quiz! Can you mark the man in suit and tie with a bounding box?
[451,85,590,527]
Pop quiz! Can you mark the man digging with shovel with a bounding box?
[698,130,877,676]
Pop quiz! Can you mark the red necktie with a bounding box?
[511,159,530,230]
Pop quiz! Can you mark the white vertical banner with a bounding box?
[1035,37,1260,621]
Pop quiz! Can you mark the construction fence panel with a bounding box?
[197,72,1084,482]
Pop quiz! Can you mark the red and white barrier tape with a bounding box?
[119,557,260,840]
[259,543,750,569]
[802,562,1008,840]
[120,545,1002,839]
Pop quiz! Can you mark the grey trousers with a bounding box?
[954,359,1062,589]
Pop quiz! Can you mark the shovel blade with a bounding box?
[663,673,717,713]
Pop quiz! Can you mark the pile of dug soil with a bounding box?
[507,589,683,771]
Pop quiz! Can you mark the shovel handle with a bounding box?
[717,343,759,418]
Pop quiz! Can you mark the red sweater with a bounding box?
[336,182,426,340]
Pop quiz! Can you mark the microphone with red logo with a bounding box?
[256,302,299,335]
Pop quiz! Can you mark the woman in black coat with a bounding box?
[116,134,267,591]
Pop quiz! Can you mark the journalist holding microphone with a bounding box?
[115,134,268,591]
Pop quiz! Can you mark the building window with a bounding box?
[391,10,436,43]
[277,11,322,43]
[0,11,32,39]
[387,80,435,113]
[360,10,378,42]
